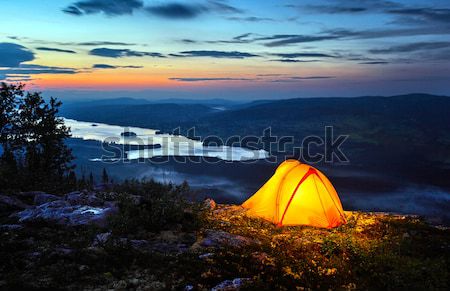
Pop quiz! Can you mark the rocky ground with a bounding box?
[0,188,449,290]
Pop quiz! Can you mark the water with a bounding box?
[65,118,269,161]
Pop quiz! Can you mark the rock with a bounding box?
[0,224,23,231]
[204,198,216,210]
[196,230,258,249]
[17,191,47,199]
[148,241,189,254]
[93,183,111,191]
[93,232,112,246]
[34,193,59,205]
[113,280,127,289]
[128,278,140,286]
[54,247,73,256]
[211,278,251,291]
[130,239,150,249]
[65,191,104,207]
[145,281,166,290]
[15,199,118,226]
[159,230,178,242]
[199,252,214,259]
[0,194,30,210]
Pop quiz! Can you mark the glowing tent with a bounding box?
[242,160,346,228]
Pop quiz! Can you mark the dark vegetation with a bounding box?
[0,83,75,193]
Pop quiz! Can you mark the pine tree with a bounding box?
[89,172,94,188]
[0,83,74,192]
[102,168,109,184]
[18,90,74,190]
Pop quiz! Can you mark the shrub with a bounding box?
[108,180,205,235]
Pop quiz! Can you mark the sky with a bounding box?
[1,0,450,100]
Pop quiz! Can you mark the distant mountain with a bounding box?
[61,103,218,129]
[61,97,244,109]
[151,98,244,106]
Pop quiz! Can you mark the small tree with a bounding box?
[0,83,23,152]
[89,172,94,188]
[102,167,109,184]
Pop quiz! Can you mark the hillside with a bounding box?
[1,185,448,290]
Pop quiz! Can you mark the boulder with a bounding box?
[196,230,258,249]
[93,232,112,246]
[17,191,47,199]
[0,224,23,231]
[15,200,118,226]
[34,193,59,205]
[65,191,104,207]
[0,194,30,210]
[211,278,251,291]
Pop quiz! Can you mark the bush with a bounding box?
[108,180,205,235]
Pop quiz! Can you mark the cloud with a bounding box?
[0,64,78,75]
[270,59,319,63]
[7,36,137,47]
[169,77,254,82]
[289,76,335,80]
[270,76,336,82]
[226,16,274,22]
[292,1,399,14]
[63,0,143,16]
[64,0,242,19]
[296,1,450,25]
[171,50,259,59]
[146,3,208,19]
[271,52,336,58]
[77,41,136,46]
[36,47,77,54]
[304,5,368,14]
[358,61,389,64]
[89,48,165,58]
[256,73,286,77]
[92,64,143,69]
[176,50,259,58]
[145,1,242,19]
[208,0,243,14]
[369,42,450,54]
[260,34,340,47]
[0,64,78,82]
[0,43,34,67]
[0,43,80,81]
[387,7,450,24]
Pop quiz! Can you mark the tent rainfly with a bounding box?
[242,160,346,228]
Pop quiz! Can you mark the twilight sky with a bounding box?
[1,0,450,100]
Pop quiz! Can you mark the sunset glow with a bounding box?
[1,0,450,99]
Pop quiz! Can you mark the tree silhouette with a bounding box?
[102,167,109,184]
[0,83,74,192]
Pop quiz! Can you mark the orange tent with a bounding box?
[242,160,346,228]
